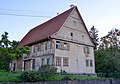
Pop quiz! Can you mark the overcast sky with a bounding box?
[0,0,120,41]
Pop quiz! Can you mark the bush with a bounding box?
[21,71,41,82]
[61,76,71,80]
[21,65,57,82]
[38,65,57,81]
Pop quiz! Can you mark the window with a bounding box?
[86,59,89,67]
[41,58,45,65]
[47,58,50,65]
[90,60,93,67]
[32,59,35,69]
[81,35,84,39]
[73,21,76,26]
[40,43,44,51]
[63,57,69,66]
[84,46,90,54]
[36,44,39,52]
[71,33,73,37]
[45,41,51,50]
[56,41,61,49]
[47,41,52,49]
[56,57,61,66]
[63,42,69,50]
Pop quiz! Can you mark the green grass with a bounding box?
[0,71,102,82]
[0,71,22,82]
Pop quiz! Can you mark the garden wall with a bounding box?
[0,79,120,84]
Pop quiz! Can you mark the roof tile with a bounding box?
[18,6,76,47]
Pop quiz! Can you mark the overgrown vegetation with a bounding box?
[0,71,101,82]
[0,31,29,71]
[21,65,57,82]
[90,27,120,78]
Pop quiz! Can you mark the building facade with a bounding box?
[11,6,95,75]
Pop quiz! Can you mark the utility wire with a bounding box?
[0,8,53,13]
[0,12,51,18]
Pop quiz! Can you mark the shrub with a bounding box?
[21,71,41,82]
[21,65,57,82]
[61,76,71,80]
[38,65,57,81]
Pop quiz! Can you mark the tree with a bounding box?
[89,26,99,49]
[0,31,29,71]
[99,28,120,49]
[95,28,120,73]
[95,47,120,73]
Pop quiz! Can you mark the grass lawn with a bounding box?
[0,71,22,82]
[0,71,101,82]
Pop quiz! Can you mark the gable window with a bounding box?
[84,46,90,54]
[63,57,69,66]
[81,35,84,40]
[90,60,93,67]
[86,59,89,67]
[71,33,73,37]
[56,57,61,66]
[56,41,61,49]
[73,21,76,26]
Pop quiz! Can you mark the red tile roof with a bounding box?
[18,6,76,47]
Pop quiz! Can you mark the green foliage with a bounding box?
[0,31,30,71]
[38,65,57,81]
[89,26,99,49]
[21,71,41,82]
[97,73,120,79]
[95,47,120,73]
[21,65,57,81]
[0,71,100,82]
[61,75,71,80]
[0,71,21,82]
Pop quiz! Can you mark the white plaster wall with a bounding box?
[54,40,95,74]
[51,8,95,74]
[52,8,94,46]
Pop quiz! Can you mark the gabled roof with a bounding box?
[18,6,76,47]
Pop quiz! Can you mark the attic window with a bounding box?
[73,21,76,26]
[81,35,84,39]
[71,33,73,37]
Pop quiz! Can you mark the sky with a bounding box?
[0,0,120,41]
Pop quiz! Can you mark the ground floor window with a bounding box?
[63,57,69,66]
[56,57,61,66]
[47,58,50,65]
[32,59,35,69]
[41,58,45,65]
[86,59,89,67]
[86,59,93,67]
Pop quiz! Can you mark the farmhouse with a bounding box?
[12,6,95,75]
